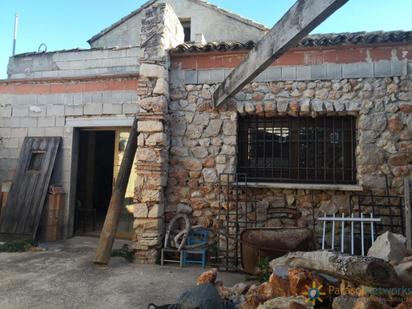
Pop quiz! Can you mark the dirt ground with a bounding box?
[0,237,245,309]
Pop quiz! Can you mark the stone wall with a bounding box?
[132,3,184,263]
[166,76,412,234]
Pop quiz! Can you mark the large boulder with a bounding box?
[176,283,224,309]
[367,231,407,264]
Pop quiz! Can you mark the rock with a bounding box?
[232,282,252,296]
[288,268,325,297]
[367,231,407,264]
[388,153,412,166]
[177,203,192,215]
[191,146,208,159]
[203,119,223,138]
[394,299,412,309]
[269,266,290,297]
[394,260,412,287]
[332,295,358,309]
[202,168,218,183]
[258,296,312,309]
[196,268,218,285]
[181,157,202,171]
[400,103,412,113]
[176,283,224,309]
[354,296,390,309]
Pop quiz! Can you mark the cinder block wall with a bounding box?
[0,76,139,237]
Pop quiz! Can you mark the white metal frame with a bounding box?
[319,213,381,256]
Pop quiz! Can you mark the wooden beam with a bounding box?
[94,117,138,265]
[213,0,349,107]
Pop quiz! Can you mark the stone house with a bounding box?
[0,0,411,263]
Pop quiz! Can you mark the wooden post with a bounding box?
[94,118,138,265]
[213,0,348,107]
[404,177,411,250]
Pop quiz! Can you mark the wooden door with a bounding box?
[0,137,61,240]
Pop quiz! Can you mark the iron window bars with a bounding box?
[237,116,357,184]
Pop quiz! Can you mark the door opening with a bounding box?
[74,128,136,240]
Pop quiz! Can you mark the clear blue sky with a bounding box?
[1,0,411,79]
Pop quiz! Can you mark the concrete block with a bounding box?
[0,106,12,117]
[47,105,65,116]
[311,64,327,80]
[55,116,65,126]
[0,117,11,128]
[12,106,29,117]
[65,105,83,116]
[92,92,103,104]
[112,91,137,104]
[0,128,12,138]
[296,66,311,80]
[18,117,37,128]
[170,69,185,85]
[11,128,28,137]
[224,68,233,78]
[84,103,103,115]
[209,69,225,82]
[123,103,138,114]
[266,67,282,81]
[16,95,37,105]
[28,105,46,117]
[326,64,342,79]
[391,60,407,76]
[357,62,374,77]
[197,70,211,84]
[281,66,297,80]
[343,62,373,78]
[72,93,83,105]
[44,127,64,137]
[103,103,122,115]
[184,70,198,84]
[2,138,19,148]
[374,60,391,77]
[139,63,167,78]
[254,70,268,82]
[38,116,56,127]
[28,127,46,136]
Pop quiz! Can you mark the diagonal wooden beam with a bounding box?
[213,0,349,107]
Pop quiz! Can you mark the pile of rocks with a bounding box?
[191,232,412,309]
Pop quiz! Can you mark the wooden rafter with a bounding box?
[213,0,349,107]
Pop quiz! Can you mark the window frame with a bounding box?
[237,115,357,185]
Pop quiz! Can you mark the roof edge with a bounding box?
[87,0,268,44]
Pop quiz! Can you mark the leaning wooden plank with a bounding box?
[270,251,399,288]
[0,137,61,240]
[94,118,138,265]
[213,0,348,107]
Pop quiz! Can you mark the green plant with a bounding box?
[111,244,135,262]
[0,240,38,252]
[257,255,271,283]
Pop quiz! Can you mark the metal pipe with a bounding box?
[12,12,19,56]
[331,213,335,250]
[318,216,381,222]
[361,213,365,256]
[351,213,354,255]
[341,213,345,253]
[321,213,326,250]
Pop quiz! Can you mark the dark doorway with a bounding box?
[75,130,115,235]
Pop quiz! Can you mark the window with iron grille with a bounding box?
[237,116,357,184]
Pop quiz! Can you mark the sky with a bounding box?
[0,0,411,79]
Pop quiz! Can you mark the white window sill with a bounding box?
[235,182,363,192]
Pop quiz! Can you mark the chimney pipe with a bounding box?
[12,12,19,56]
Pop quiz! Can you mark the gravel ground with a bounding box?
[0,237,245,309]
